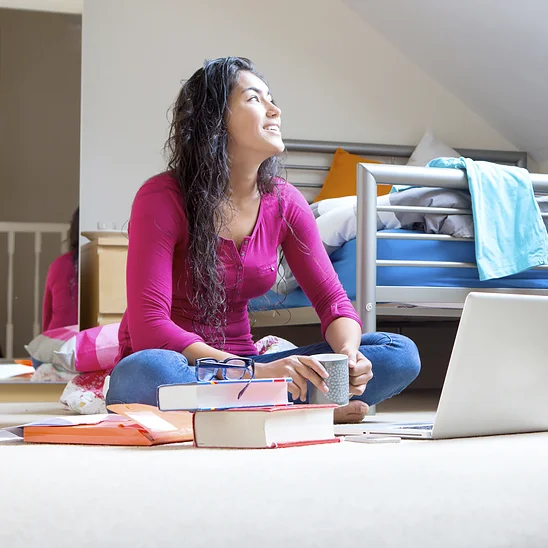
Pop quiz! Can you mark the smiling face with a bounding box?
[226,70,283,163]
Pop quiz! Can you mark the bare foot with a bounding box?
[333,400,370,424]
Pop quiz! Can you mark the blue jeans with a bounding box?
[106,332,421,408]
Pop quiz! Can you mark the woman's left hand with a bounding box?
[342,349,373,396]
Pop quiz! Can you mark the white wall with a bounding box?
[80,0,515,232]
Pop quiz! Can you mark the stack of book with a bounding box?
[157,378,339,449]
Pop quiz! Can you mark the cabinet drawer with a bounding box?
[81,237,128,329]
[97,246,127,313]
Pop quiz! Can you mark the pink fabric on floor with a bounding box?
[75,323,120,372]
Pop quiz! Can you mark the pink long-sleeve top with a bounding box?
[117,172,361,360]
[42,252,78,332]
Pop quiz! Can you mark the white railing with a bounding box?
[0,222,69,359]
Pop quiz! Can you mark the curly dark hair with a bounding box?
[68,206,79,300]
[69,206,79,258]
[164,57,282,346]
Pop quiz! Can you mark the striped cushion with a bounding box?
[52,323,120,373]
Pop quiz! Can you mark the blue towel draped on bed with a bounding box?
[428,157,548,281]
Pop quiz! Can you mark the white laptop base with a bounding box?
[358,293,548,440]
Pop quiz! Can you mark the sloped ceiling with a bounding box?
[345,0,548,166]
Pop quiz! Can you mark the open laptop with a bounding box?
[358,292,548,439]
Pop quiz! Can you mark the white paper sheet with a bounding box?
[0,363,35,380]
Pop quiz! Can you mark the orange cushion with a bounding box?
[313,148,391,203]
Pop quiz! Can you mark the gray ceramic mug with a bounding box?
[308,353,349,406]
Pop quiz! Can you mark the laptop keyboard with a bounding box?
[402,424,433,430]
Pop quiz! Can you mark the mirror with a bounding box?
[0,8,81,384]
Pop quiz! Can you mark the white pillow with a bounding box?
[407,129,460,166]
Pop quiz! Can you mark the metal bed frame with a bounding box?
[356,163,548,332]
[252,138,548,332]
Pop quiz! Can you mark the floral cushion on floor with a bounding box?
[60,371,109,414]
[60,336,297,414]
[255,335,297,355]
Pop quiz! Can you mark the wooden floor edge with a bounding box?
[0,383,66,402]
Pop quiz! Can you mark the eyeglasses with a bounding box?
[195,357,255,399]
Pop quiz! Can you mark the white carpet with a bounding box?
[1,398,547,548]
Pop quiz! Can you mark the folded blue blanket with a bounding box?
[428,157,548,280]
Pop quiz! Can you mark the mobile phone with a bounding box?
[343,434,401,444]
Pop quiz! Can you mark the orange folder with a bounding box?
[23,404,193,446]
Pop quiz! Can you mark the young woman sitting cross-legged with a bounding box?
[105,56,421,423]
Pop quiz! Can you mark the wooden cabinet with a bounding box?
[80,236,128,329]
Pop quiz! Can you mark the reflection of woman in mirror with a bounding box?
[106,57,421,423]
[42,207,79,331]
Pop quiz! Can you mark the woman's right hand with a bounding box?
[255,356,329,402]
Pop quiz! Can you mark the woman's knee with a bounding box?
[106,349,193,406]
[385,332,421,387]
[398,334,421,381]
[360,331,421,386]
[111,349,187,378]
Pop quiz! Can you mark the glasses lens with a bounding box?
[224,367,245,380]
[197,365,217,381]
[224,358,249,380]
